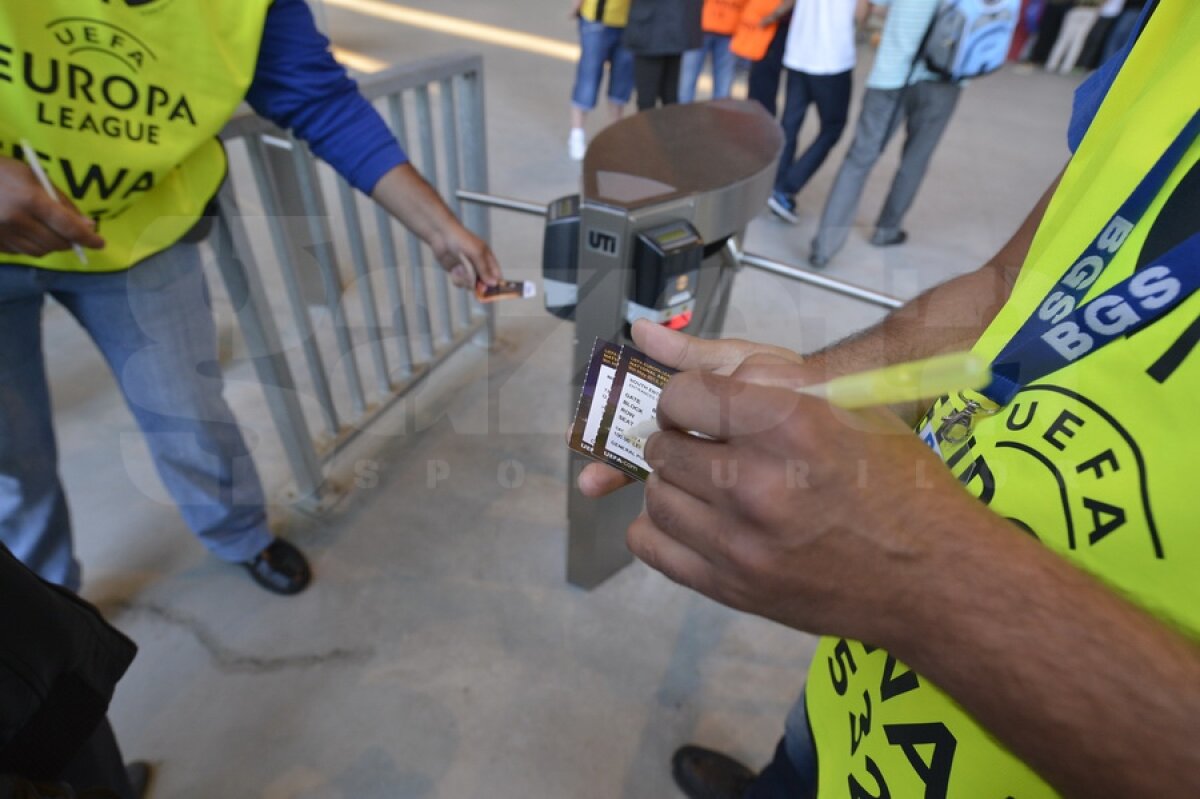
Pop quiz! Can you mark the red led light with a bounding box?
[664,311,693,330]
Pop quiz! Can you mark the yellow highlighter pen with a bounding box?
[622,350,992,442]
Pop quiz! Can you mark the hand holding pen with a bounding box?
[622,351,990,442]
[0,142,104,261]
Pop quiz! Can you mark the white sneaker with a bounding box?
[567,128,586,161]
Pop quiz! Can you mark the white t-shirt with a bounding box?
[782,0,858,75]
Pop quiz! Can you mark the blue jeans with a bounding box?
[1100,8,1141,65]
[679,32,736,103]
[774,68,852,198]
[0,243,273,590]
[571,19,635,110]
[744,692,818,799]
[747,12,792,117]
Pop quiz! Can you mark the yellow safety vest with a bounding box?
[0,0,271,272]
[581,0,632,28]
[806,2,1200,796]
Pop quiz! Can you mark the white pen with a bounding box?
[621,351,992,443]
[19,139,88,266]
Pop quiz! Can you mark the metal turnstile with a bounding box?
[554,100,783,588]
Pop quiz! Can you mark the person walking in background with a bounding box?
[567,0,636,161]
[1075,0,1124,70]
[744,2,794,116]
[1045,0,1101,73]
[679,0,746,103]
[1007,0,1044,62]
[809,0,965,266]
[623,0,704,109]
[1101,0,1146,63]
[765,0,870,225]
[1028,0,1074,64]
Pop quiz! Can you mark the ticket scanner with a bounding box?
[552,100,783,588]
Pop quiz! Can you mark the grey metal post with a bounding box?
[289,140,369,416]
[374,202,416,377]
[566,202,642,588]
[455,65,496,341]
[415,86,454,345]
[386,94,437,362]
[245,136,341,438]
[213,187,325,504]
[692,239,741,340]
[438,78,473,329]
[259,135,327,307]
[337,178,393,397]
[565,100,782,589]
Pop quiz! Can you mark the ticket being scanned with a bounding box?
[475,279,537,303]
[568,339,675,481]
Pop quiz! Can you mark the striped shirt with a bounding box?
[865,0,941,89]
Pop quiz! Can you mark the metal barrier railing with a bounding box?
[214,52,493,509]
[735,250,904,310]
[454,190,905,311]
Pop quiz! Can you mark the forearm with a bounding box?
[882,506,1200,797]
[370,163,502,285]
[801,173,1062,418]
[371,163,459,251]
[805,253,1012,371]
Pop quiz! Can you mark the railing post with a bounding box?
[288,138,370,417]
[212,186,325,506]
[244,135,342,439]
[259,135,327,308]
[455,60,495,344]
[385,93,437,362]
[415,86,455,346]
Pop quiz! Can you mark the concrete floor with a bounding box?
[43,2,1085,796]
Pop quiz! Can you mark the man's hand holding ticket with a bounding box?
[571,321,806,492]
[568,338,675,481]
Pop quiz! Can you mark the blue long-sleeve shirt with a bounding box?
[246,0,408,194]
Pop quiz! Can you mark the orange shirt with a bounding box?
[703,0,748,34]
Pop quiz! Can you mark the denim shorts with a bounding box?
[571,19,635,110]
